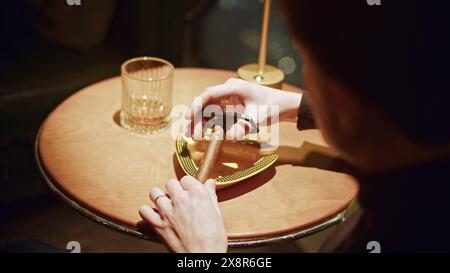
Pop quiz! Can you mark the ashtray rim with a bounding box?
[175,136,278,188]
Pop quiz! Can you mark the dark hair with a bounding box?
[281,0,449,146]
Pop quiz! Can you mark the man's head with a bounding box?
[281,0,449,170]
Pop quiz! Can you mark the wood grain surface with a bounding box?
[38,68,358,239]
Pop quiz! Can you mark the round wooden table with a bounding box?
[36,68,358,248]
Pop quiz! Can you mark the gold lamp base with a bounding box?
[237,63,284,89]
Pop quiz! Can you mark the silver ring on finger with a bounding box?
[154,194,168,204]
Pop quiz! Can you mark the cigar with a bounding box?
[195,126,224,183]
[188,139,271,162]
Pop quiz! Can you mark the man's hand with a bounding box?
[139,176,227,253]
[185,78,303,140]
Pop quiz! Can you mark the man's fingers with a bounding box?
[179,175,199,190]
[184,119,204,139]
[204,179,217,199]
[185,96,202,121]
[225,103,258,140]
[184,120,192,138]
[192,116,204,140]
[225,122,247,140]
[165,179,183,197]
[244,104,259,132]
[185,78,244,121]
[200,83,239,109]
[184,78,253,141]
[139,205,185,252]
[186,96,203,122]
[149,187,172,214]
[204,179,221,215]
[139,205,164,228]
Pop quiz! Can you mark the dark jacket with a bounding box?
[297,95,450,252]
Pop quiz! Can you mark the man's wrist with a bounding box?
[276,91,303,123]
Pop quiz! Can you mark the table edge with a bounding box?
[35,125,346,248]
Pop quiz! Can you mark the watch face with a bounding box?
[175,137,278,189]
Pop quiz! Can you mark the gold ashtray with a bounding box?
[175,137,278,189]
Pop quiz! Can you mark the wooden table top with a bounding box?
[37,68,358,246]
